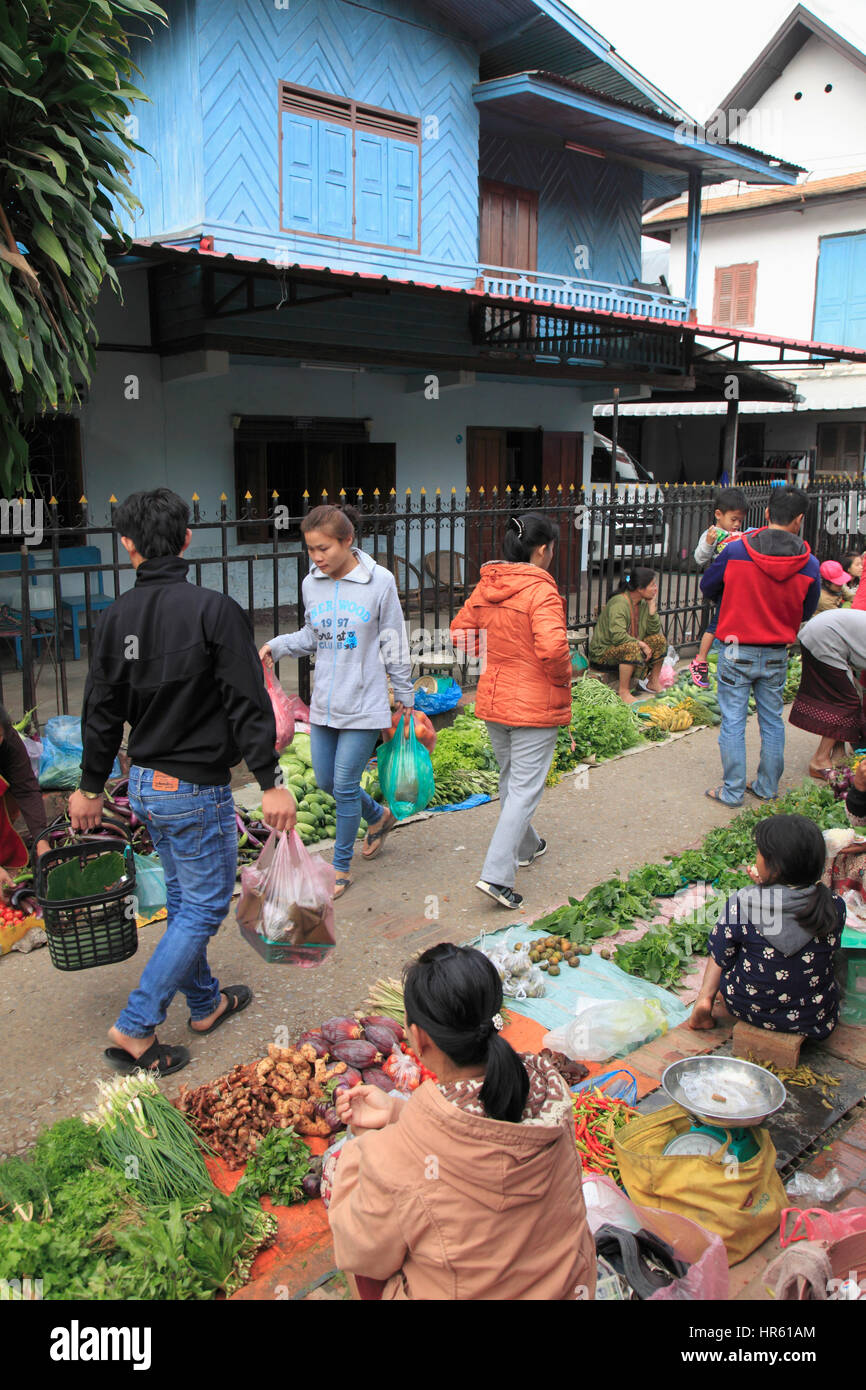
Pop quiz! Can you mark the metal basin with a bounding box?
[661,1056,787,1128]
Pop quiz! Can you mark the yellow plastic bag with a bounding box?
[614,1104,787,1266]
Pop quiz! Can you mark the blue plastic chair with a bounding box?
[0,553,57,667]
[54,546,114,659]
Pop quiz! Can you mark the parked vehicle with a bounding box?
[587,433,669,565]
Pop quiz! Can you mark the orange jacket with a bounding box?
[451,562,572,727]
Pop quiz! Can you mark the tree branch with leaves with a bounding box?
[0,0,167,493]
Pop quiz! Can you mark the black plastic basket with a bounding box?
[36,841,137,972]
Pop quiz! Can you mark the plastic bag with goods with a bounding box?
[572,1067,638,1105]
[542,996,667,1063]
[658,646,679,690]
[38,716,121,790]
[263,663,296,753]
[236,829,336,958]
[376,712,435,819]
[131,853,167,920]
[784,1169,846,1203]
[480,941,546,999]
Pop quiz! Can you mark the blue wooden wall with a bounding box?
[124,0,204,238]
[197,0,480,279]
[480,134,642,287]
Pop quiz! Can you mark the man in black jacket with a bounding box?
[70,489,295,1076]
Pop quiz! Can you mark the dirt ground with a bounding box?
[0,718,821,1156]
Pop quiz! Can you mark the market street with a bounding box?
[0,717,818,1157]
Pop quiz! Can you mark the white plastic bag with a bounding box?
[542,996,667,1062]
[658,645,678,690]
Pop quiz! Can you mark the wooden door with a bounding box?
[479,180,538,273]
[466,427,507,570]
[542,431,583,587]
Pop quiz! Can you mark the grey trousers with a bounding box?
[481,722,559,888]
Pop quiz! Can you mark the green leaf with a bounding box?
[0,38,30,75]
[0,322,24,392]
[30,222,71,275]
[0,270,24,330]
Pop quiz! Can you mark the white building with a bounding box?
[631,3,866,483]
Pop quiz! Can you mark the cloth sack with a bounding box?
[613,1104,787,1266]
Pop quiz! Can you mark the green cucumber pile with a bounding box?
[277,732,385,845]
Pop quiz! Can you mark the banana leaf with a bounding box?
[45,850,127,902]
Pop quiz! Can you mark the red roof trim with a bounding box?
[116,238,866,363]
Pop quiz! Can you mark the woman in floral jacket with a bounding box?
[689,814,842,1039]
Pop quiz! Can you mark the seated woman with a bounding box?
[689,814,842,1039]
[328,943,596,1301]
[588,568,666,704]
[0,706,49,891]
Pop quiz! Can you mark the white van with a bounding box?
[586,432,668,564]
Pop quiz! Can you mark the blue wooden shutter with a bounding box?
[813,233,866,348]
[282,113,318,233]
[356,132,387,243]
[387,140,419,250]
[318,122,352,239]
[846,234,866,349]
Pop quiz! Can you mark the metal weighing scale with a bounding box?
[660,1057,788,1162]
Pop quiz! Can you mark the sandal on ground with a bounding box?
[333,876,352,900]
[188,984,252,1035]
[745,783,774,801]
[705,786,742,807]
[808,764,833,782]
[104,1037,190,1077]
[362,810,396,859]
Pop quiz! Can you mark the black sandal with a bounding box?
[104,1037,190,1077]
[188,985,253,1035]
[362,810,396,859]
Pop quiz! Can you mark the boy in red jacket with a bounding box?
[700,486,820,806]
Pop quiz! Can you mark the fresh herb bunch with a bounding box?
[430,713,497,777]
[84,1071,214,1208]
[239,1127,315,1205]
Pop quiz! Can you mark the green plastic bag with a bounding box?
[377,713,435,820]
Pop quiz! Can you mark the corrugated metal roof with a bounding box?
[645,170,866,227]
[594,399,866,416]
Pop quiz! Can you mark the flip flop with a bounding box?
[104,1037,190,1077]
[705,786,742,807]
[362,810,396,859]
[745,783,773,801]
[188,985,252,1036]
[333,876,352,900]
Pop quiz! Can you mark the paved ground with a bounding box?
[0,715,822,1156]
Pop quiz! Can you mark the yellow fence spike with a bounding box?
[191,492,200,502]
[79,495,88,504]
[373,488,380,497]
[420,486,426,495]
[302,489,310,499]
[357,488,364,498]
[244,490,252,500]
[109,494,118,504]
[271,489,279,499]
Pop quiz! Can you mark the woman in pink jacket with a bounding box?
[328,943,596,1301]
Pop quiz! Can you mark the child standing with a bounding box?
[690,487,748,687]
[815,559,852,614]
[688,814,843,1039]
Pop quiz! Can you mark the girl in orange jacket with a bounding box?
[451,513,572,909]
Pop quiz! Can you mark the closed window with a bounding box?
[712,263,757,326]
[280,84,420,250]
[813,232,866,350]
[479,180,538,272]
[817,422,865,476]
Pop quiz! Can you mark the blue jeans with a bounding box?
[116,767,238,1037]
[310,724,384,873]
[716,644,788,805]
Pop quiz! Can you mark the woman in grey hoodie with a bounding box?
[260,505,415,897]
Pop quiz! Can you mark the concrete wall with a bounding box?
[667,194,866,340]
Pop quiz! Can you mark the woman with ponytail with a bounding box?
[328,943,595,1301]
[260,504,414,898]
[689,814,843,1037]
[588,567,667,703]
[451,512,572,910]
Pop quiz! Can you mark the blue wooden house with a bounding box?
[70,0,799,591]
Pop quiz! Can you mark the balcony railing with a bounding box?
[480,268,690,321]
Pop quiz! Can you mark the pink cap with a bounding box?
[820,560,852,585]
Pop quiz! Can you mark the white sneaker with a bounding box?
[518,839,548,867]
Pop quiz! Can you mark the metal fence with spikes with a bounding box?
[1,477,862,722]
